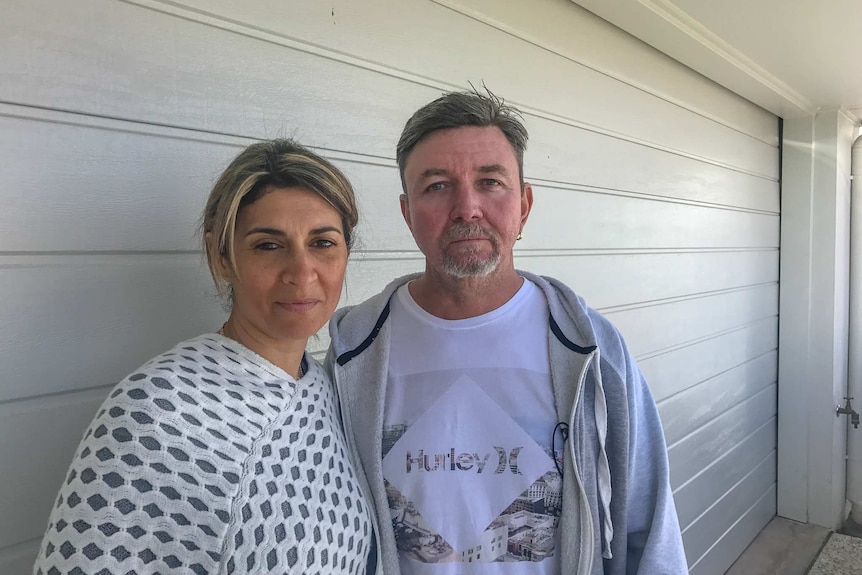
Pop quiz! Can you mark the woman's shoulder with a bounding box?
[130,333,232,376]
[111,332,286,396]
[77,333,264,491]
[101,334,292,441]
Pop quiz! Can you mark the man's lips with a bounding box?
[447,237,491,250]
[449,236,490,244]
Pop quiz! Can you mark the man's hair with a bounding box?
[395,88,529,191]
[201,138,358,297]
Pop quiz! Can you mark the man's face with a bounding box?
[400,126,532,280]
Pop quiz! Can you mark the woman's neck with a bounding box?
[219,318,307,379]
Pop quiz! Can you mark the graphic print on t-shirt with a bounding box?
[384,280,560,573]
[382,373,562,570]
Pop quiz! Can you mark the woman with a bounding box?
[33,139,372,575]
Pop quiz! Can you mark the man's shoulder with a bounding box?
[329,273,418,354]
[523,271,630,366]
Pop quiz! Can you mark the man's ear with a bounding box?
[400,193,413,231]
[520,182,534,229]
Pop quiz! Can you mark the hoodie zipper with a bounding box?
[568,349,597,575]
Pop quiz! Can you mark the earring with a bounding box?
[516,232,524,241]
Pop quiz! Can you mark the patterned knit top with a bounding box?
[33,334,372,575]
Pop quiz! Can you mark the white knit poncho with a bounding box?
[33,334,372,575]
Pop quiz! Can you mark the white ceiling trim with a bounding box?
[637,0,814,114]
[572,0,823,119]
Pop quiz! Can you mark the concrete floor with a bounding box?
[725,517,862,575]
[725,517,830,575]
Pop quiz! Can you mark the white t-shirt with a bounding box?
[383,279,562,575]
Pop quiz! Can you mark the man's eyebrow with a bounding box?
[478,164,510,175]
[417,165,510,178]
[418,168,449,179]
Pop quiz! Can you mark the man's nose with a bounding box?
[450,184,483,221]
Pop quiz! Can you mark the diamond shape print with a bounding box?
[86,494,106,511]
[82,543,103,560]
[382,376,553,551]
[59,542,75,559]
[111,545,131,561]
[98,523,119,537]
[102,472,124,488]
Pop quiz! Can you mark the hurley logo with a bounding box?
[405,447,523,474]
[382,375,554,550]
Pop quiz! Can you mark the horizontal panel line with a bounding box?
[521,106,778,182]
[667,383,776,450]
[357,247,779,259]
[429,0,779,149]
[600,281,777,315]
[0,247,780,261]
[0,98,779,204]
[0,250,203,264]
[673,416,776,494]
[657,349,777,407]
[1,382,116,407]
[688,483,776,572]
[118,0,776,179]
[636,314,778,362]
[0,537,42,560]
[666,382,777,450]
[529,178,780,216]
[0,102,395,168]
[680,450,775,533]
[516,247,780,255]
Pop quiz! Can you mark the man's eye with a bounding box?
[427,182,446,192]
[482,179,501,187]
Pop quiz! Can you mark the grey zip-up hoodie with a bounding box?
[326,272,688,575]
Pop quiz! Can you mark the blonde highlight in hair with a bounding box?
[201,140,358,298]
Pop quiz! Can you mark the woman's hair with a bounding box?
[201,139,358,296]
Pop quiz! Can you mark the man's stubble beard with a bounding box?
[438,222,503,279]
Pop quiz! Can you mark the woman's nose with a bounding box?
[282,250,315,285]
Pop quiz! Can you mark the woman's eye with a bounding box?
[312,238,337,248]
[254,242,280,251]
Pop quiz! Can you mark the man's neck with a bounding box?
[408,267,525,320]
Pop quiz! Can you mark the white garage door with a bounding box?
[0,1,779,574]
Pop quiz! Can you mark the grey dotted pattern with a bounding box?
[33,335,371,575]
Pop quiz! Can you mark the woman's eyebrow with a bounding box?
[310,226,343,236]
[245,227,284,237]
[245,226,343,236]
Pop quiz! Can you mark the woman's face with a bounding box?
[226,186,349,344]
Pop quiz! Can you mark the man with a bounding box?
[328,90,687,575]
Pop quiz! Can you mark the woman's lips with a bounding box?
[277,299,318,312]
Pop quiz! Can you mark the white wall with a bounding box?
[778,109,858,529]
[0,0,778,573]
